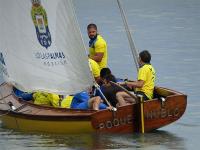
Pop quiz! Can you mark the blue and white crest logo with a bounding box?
[31,0,52,49]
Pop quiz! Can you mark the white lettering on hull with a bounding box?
[97,107,180,130]
[145,107,180,119]
[98,114,132,129]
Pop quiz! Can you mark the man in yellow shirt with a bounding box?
[116,50,156,106]
[87,23,107,70]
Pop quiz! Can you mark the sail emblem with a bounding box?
[31,0,52,49]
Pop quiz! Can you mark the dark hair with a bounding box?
[139,50,151,63]
[100,68,111,78]
[104,74,117,83]
[87,23,97,30]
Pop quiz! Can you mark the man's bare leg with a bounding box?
[116,91,136,106]
[88,96,101,110]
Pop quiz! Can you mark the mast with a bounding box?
[116,0,139,71]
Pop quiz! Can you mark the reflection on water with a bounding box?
[0,124,185,150]
[93,130,186,150]
[133,130,186,150]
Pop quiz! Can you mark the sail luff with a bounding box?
[70,0,95,83]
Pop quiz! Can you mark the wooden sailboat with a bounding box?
[0,0,187,134]
[0,82,186,133]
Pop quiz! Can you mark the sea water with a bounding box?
[1,0,200,149]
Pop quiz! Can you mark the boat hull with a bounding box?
[0,83,187,134]
[91,87,187,133]
[0,114,94,134]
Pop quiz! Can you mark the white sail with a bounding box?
[0,0,93,95]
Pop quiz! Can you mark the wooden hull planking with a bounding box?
[0,83,187,134]
[0,114,94,134]
[91,87,187,133]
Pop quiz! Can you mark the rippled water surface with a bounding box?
[1,0,200,149]
[0,129,187,150]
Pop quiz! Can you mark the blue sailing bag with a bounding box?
[13,87,33,101]
[70,91,90,109]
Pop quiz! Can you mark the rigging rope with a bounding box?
[116,0,139,71]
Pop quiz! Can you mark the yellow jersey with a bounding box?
[89,35,107,70]
[136,64,156,99]
[88,58,100,78]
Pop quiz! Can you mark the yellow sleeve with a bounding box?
[92,64,100,77]
[138,67,147,81]
[89,59,100,77]
[95,39,106,53]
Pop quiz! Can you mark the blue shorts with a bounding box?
[70,91,107,110]
[71,99,107,110]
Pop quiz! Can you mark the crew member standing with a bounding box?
[87,23,108,70]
